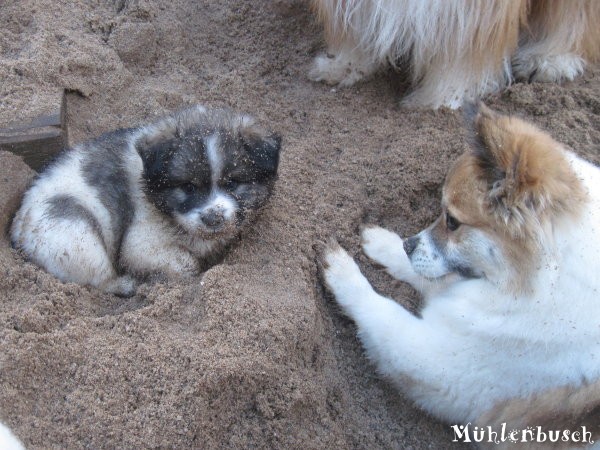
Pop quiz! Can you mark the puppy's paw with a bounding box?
[102,275,137,298]
[165,253,201,279]
[361,226,413,280]
[512,52,585,83]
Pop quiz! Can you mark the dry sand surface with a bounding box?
[1,1,599,448]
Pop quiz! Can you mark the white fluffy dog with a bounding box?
[321,104,600,445]
[310,0,600,108]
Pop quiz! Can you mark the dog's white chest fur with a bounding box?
[322,107,600,432]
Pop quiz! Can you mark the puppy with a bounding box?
[321,104,600,443]
[309,0,600,109]
[11,106,281,297]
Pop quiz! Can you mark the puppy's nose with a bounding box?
[403,236,419,257]
[201,210,225,228]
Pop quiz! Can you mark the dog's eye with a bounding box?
[446,212,461,231]
[181,183,196,193]
[224,180,239,190]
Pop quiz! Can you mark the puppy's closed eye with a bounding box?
[181,183,196,194]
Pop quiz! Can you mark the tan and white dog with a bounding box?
[321,104,600,445]
[309,0,600,109]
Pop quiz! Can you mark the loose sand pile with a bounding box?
[1,1,599,448]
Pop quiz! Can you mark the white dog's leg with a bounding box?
[309,43,379,87]
[513,48,585,83]
[14,215,135,297]
[322,242,452,389]
[360,226,450,296]
[512,2,595,83]
[120,219,199,279]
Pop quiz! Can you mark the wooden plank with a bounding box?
[0,130,63,171]
[0,92,66,171]
[0,113,61,133]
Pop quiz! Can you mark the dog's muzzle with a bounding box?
[404,236,419,257]
[200,209,226,229]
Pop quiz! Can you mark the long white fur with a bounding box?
[310,0,514,108]
[310,0,599,109]
[323,150,600,425]
[512,1,592,83]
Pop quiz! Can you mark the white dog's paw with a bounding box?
[513,52,585,83]
[309,54,356,86]
[361,226,404,265]
[322,240,361,287]
[320,239,372,314]
[361,226,413,281]
[309,52,375,87]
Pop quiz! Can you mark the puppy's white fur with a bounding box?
[310,0,600,109]
[11,106,281,296]
[322,105,600,440]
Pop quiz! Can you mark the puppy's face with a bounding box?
[137,106,281,239]
[404,103,585,290]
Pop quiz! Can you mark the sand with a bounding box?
[1,0,599,448]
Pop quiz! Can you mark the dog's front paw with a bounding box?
[361,226,413,281]
[309,54,370,87]
[102,275,137,298]
[321,240,357,283]
[166,253,201,279]
[512,52,585,83]
[318,239,372,314]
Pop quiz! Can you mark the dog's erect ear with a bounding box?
[240,124,282,179]
[468,102,516,190]
[468,104,584,235]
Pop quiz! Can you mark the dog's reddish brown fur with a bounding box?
[477,379,600,449]
[441,104,587,292]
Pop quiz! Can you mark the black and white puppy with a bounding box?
[11,106,281,297]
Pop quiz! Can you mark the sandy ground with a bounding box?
[1,1,599,448]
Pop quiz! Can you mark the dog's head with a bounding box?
[403,103,586,292]
[136,105,281,239]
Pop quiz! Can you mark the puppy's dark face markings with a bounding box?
[137,108,281,239]
[219,130,281,218]
[140,131,212,216]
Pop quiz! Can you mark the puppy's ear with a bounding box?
[135,125,177,188]
[469,104,584,236]
[241,124,282,179]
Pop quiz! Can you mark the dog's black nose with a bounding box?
[201,211,225,228]
[403,236,419,257]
